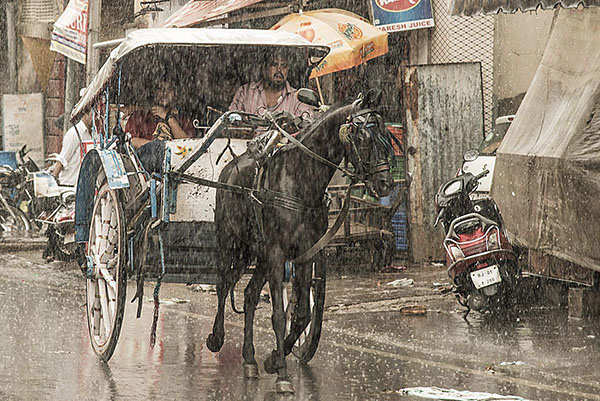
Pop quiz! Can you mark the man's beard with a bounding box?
[266,74,285,90]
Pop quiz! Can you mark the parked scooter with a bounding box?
[434,166,519,317]
[31,170,78,261]
[0,146,37,233]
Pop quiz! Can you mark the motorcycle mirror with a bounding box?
[297,88,320,107]
[463,149,479,162]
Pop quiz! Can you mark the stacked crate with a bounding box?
[385,123,409,252]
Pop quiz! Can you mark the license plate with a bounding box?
[470,265,501,289]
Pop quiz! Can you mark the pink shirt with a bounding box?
[229,81,314,118]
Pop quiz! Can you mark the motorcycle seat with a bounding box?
[446,212,498,240]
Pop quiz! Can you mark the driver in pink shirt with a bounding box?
[229,52,315,120]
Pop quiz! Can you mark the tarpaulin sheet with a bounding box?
[160,0,264,28]
[491,8,600,272]
[450,0,600,16]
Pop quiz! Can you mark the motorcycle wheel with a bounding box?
[47,226,78,262]
[0,205,31,233]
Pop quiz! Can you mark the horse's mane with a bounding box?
[295,102,353,143]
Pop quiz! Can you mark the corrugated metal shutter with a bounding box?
[450,0,600,16]
[431,0,494,137]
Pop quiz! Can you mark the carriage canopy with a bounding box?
[71,28,330,122]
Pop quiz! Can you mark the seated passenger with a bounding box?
[229,51,315,120]
[125,79,195,173]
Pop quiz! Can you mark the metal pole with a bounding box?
[6,1,17,93]
[64,59,82,131]
[86,0,102,85]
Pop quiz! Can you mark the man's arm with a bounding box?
[52,128,78,177]
[131,137,152,148]
[228,85,248,113]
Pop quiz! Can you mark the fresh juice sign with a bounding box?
[370,0,434,32]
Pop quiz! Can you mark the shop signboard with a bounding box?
[369,0,434,32]
[50,0,88,64]
[1,93,45,167]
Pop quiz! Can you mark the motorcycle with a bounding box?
[0,147,35,233]
[434,166,519,317]
[31,170,78,261]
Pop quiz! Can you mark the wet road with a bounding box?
[1,251,600,400]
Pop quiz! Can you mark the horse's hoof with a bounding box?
[206,333,223,352]
[263,353,277,374]
[243,363,259,378]
[275,380,294,394]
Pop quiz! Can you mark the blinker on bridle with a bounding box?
[338,110,391,181]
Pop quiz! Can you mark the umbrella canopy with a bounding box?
[272,8,388,78]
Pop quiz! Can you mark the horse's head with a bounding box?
[340,90,395,198]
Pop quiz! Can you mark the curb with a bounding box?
[0,238,47,252]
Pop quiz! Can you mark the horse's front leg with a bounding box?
[263,252,294,393]
[241,267,266,378]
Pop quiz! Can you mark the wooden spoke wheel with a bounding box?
[284,261,326,363]
[86,182,127,361]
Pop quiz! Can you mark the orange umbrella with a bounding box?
[272,8,388,79]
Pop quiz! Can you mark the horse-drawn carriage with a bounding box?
[73,27,395,393]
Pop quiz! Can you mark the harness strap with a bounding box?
[266,113,358,180]
[292,183,354,264]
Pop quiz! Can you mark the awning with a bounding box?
[450,0,600,16]
[160,0,265,28]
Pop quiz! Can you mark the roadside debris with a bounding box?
[188,284,216,292]
[431,262,445,268]
[381,265,407,273]
[146,297,190,305]
[399,305,426,315]
[399,386,529,400]
[432,282,453,294]
[387,278,414,287]
[499,361,526,366]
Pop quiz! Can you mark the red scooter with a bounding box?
[434,169,519,317]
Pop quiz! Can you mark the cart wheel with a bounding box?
[86,182,126,361]
[284,260,326,363]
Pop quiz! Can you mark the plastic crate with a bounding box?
[391,208,408,251]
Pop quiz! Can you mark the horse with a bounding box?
[206,92,395,393]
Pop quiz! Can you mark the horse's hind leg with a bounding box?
[284,262,312,355]
[206,255,242,352]
[241,268,267,378]
[263,252,294,393]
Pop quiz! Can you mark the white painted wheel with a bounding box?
[284,261,326,363]
[86,182,126,361]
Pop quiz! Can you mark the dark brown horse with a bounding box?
[206,92,394,393]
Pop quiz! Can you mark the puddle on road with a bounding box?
[2,269,600,400]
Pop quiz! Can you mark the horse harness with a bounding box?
[171,108,388,264]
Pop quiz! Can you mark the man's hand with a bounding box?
[151,106,168,121]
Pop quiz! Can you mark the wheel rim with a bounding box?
[86,187,122,354]
[0,207,28,232]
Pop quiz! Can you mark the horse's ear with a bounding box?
[363,88,382,109]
